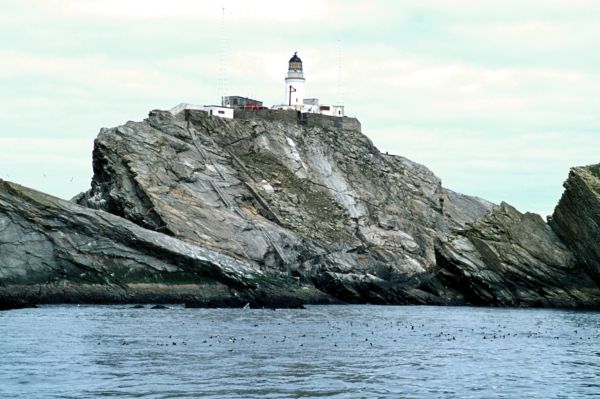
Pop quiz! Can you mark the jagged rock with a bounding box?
[550,165,600,284]
[0,179,329,309]
[71,108,600,307]
[76,109,493,303]
[432,202,600,307]
[2,107,600,308]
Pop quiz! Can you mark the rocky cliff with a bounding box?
[0,179,328,309]
[75,109,492,304]
[2,108,600,309]
[434,202,599,307]
[550,165,600,285]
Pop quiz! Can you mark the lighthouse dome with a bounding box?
[288,52,303,71]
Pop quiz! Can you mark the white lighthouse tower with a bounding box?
[284,52,305,109]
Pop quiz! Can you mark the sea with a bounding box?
[1,304,599,398]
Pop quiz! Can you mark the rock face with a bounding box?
[75,109,494,304]
[0,179,327,309]
[433,202,600,307]
[550,165,600,284]
[2,107,600,308]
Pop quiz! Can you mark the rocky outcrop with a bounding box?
[70,108,600,307]
[75,109,495,304]
[0,179,329,309]
[550,165,600,284]
[432,202,600,307]
[2,107,600,309]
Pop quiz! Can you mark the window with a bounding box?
[320,106,331,111]
[218,110,225,114]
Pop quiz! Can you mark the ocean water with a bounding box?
[0,304,599,398]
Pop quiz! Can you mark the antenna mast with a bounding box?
[219,7,228,106]
[337,39,343,105]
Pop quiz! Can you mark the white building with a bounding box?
[273,52,344,117]
[303,98,319,113]
[203,105,234,119]
[169,103,234,119]
[318,104,344,117]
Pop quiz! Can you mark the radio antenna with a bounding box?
[337,39,343,105]
[219,7,228,105]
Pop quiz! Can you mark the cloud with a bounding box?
[66,0,326,20]
[476,21,569,45]
[0,51,214,95]
[324,45,600,140]
[1,0,599,216]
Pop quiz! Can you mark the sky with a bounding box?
[0,0,599,217]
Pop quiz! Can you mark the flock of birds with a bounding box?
[106,305,599,351]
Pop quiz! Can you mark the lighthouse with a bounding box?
[271,51,345,117]
[284,52,305,109]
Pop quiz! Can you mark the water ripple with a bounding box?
[1,305,599,398]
